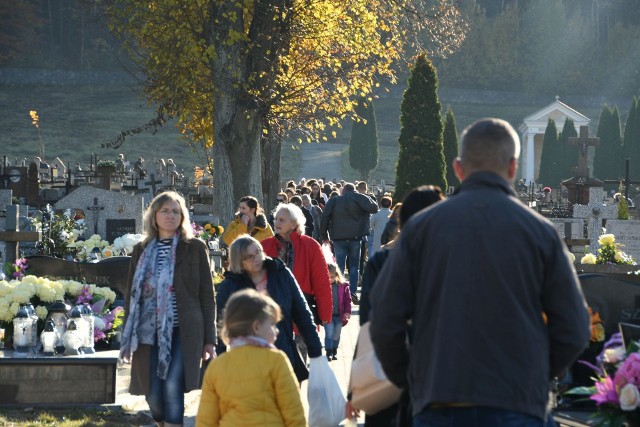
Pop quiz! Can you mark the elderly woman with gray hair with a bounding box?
[261,203,332,326]
[215,235,322,382]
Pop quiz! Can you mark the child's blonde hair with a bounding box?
[222,289,282,344]
[327,263,345,283]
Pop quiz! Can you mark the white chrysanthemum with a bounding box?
[35,281,59,303]
[0,281,15,297]
[9,302,20,316]
[0,297,12,322]
[63,280,84,296]
[35,305,48,320]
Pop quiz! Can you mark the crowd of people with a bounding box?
[118,118,591,427]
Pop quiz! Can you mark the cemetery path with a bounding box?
[299,142,345,182]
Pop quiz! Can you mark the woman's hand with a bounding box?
[345,399,360,421]
[240,214,250,226]
[202,343,216,361]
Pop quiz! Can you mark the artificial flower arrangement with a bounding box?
[192,222,224,241]
[67,233,144,260]
[567,333,640,426]
[0,274,123,345]
[581,234,636,265]
[3,257,30,279]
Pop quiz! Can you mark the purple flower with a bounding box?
[591,375,619,406]
[76,285,93,304]
[616,353,640,388]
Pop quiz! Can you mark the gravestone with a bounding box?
[0,205,41,265]
[549,218,584,239]
[49,157,67,181]
[26,255,130,298]
[106,219,136,243]
[54,186,143,240]
[572,187,617,252]
[605,219,640,263]
[0,166,27,199]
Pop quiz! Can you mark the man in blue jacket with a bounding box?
[370,118,590,426]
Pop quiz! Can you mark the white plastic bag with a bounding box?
[308,356,346,427]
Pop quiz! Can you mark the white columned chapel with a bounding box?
[518,96,590,184]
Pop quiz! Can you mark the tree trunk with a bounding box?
[212,106,263,225]
[261,132,282,214]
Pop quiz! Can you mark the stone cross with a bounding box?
[144,174,163,195]
[603,158,640,202]
[568,126,599,178]
[86,197,104,235]
[573,187,618,252]
[0,205,41,264]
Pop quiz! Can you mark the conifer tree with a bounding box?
[558,118,578,182]
[594,105,623,182]
[349,97,379,181]
[394,54,446,201]
[536,119,559,186]
[623,97,640,178]
[442,107,459,191]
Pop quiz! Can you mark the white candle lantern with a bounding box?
[40,319,57,356]
[13,305,37,354]
[63,320,82,355]
[80,303,95,354]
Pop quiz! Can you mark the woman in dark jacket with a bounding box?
[216,235,323,382]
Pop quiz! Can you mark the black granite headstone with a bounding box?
[105,219,136,243]
[25,255,130,299]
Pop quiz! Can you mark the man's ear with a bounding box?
[252,320,260,335]
[453,158,465,182]
[507,158,518,181]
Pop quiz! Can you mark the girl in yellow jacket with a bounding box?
[222,196,274,246]
[196,289,305,427]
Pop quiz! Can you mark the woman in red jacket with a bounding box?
[261,203,332,358]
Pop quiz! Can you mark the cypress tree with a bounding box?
[394,54,446,201]
[558,118,578,182]
[594,105,623,183]
[349,96,379,181]
[623,97,640,178]
[536,119,559,187]
[442,107,459,191]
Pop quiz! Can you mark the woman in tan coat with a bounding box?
[120,191,216,427]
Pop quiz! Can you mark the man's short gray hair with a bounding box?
[459,118,521,173]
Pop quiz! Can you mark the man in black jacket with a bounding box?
[370,118,590,426]
[320,183,378,301]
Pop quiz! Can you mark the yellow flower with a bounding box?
[599,234,615,246]
[615,251,624,262]
[35,305,48,320]
[217,225,224,234]
[581,253,597,264]
[568,253,576,263]
[203,224,212,231]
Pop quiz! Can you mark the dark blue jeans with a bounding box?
[333,238,361,294]
[146,330,185,424]
[413,406,549,427]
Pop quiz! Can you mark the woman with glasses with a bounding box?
[119,191,216,427]
[215,235,322,382]
[222,195,274,246]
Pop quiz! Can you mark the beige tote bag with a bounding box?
[349,322,402,414]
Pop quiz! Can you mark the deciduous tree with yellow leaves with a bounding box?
[105,0,465,222]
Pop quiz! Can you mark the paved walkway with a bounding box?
[115,294,364,426]
[299,143,346,182]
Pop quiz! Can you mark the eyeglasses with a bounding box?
[276,199,285,203]
[242,249,263,262]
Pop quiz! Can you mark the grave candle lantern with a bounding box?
[80,303,95,354]
[63,320,82,355]
[68,305,86,354]
[40,319,57,356]
[13,305,36,353]
[46,299,69,354]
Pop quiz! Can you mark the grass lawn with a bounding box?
[0,407,151,427]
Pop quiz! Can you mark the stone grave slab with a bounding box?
[106,219,137,243]
[0,349,117,405]
[25,255,130,298]
[549,218,584,239]
[54,186,143,240]
[605,219,640,263]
